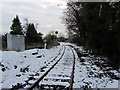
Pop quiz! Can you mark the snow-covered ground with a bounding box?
[74,57,119,88]
[0,43,119,89]
[73,46,119,89]
[0,45,64,88]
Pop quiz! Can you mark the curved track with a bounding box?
[27,45,76,90]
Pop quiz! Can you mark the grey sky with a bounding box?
[1,0,67,36]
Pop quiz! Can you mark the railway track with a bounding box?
[26,45,76,90]
[10,45,66,90]
[3,44,119,89]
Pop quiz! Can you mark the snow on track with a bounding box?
[38,46,75,89]
[1,43,119,89]
[1,45,64,88]
[73,47,119,89]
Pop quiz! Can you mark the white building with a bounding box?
[7,34,25,51]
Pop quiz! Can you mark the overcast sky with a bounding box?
[0,0,67,36]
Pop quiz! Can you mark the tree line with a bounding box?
[2,15,43,49]
[10,15,43,44]
[63,1,120,69]
[2,15,67,49]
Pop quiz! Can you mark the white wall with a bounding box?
[7,34,25,51]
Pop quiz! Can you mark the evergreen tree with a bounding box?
[26,23,38,43]
[37,32,43,42]
[10,15,23,35]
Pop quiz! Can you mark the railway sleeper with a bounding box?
[38,82,70,90]
[43,77,70,82]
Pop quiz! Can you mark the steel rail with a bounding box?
[28,45,66,90]
[69,46,76,90]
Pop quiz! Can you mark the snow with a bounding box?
[39,81,70,88]
[44,77,70,80]
[1,45,64,88]
[73,45,119,89]
[39,46,74,87]
[0,42,119,89]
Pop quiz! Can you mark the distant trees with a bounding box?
[10,15,23,35]
[63,1,120,69]
[26,23,43,44]
[57,32,68,42]
[26,23,38,42]
[58,36,67,42]
[1,34,7,50]
[44,31,59,48]
[44,34,57,46]
[9,15,43,47]
[22,18,43,44]
[25,23,43,44]
[37,32,43,42]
